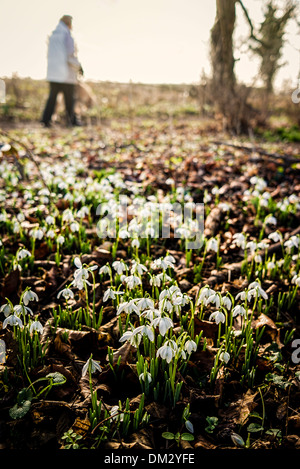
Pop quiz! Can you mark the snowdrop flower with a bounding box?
[176,226,191,239]
[13,304,33,316]
[220,351,230,364]
[17,213,25,223]
[136,297,154,312]
[57,288,74,300]
[159,285,179,301]
[77,206,89,218]
[268,231,282,243]
[3,314,23,329]
[151,255,176,271]
[172,293,190,309]
[57,235,65,245]
[184,339,197,355]
[257,241,269,250]
[29,320,43,334]
[119,228,130,239]
[185,420,194,433]
[267,261,276,271]
[72,257,98,290]
[289,194,299,204]
[206,292,221,308]
[262,191,271,201]
[140,308,161,321]
[235,291,246,301]
[254,254,262,263]
[152,316,174,336]
[247,281,268,300]
[204,192,212,203]
[123,275,142,290]
[221,296,232,310]
[132,325,155,342]
[250,177,267,192]
[82,356,102,377]
[197,286,215,306]
[264,215,277,226]
[156,340,178,363]
[23,289,39,306]
[119,329,142,347]
[117,299,140,316]
[232,305,246,317]
[246,241,257,254]
[103,288,124,302]
[206,238,218,253]
[130,260,147,276]
[17,248,31,261]
[232,233,246,249]
[99,264,111,275]
[131,238,140,248]
[149,273,172,287]
[62,209,74,223]
[139,371,152,383]
[209,310,226,324]
[0,339,6,364]
[158,297,173,313]
[13,221,21,234]
[276,198,289,212]
[30,228,44,240]
[58,181,68,190]
[45,215,55,225]
[219,202,230,212]
[260,198,269,208]
[292,274,300,287]
[70,221,80,233]
[110,406,124,422]
[47,229,56,239]
[0,303,14,317]
[112,260,127,275]
[284,236,299,252]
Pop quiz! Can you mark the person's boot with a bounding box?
[40,120,52,128]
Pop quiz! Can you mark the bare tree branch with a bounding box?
[237,0,264,44]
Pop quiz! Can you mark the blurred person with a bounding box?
[41,15,83,127]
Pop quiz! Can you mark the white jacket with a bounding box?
[46,21,81,84]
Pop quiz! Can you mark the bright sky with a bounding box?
[0,0,299,87]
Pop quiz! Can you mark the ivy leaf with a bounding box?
[16,388,33,405]
[266,428,282,438]
[247,423,264,433]
[249,412,263,420]
[181,433,195,441]
[162,432,175,440]
[265,373,291,389]
[9,400,32,420]
[46,372,66,385]
[9,388,33,420]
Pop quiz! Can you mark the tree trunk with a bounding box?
[211,0,236,96]
[210,0,257,133]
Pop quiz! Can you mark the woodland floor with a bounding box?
[0,118,300,451]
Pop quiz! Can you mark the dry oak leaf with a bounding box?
[252,313,283,348]
[194,434,217,449]
[107,341,135,366]
[218,389,258,426]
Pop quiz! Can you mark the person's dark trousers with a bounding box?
[41,81,76,126]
